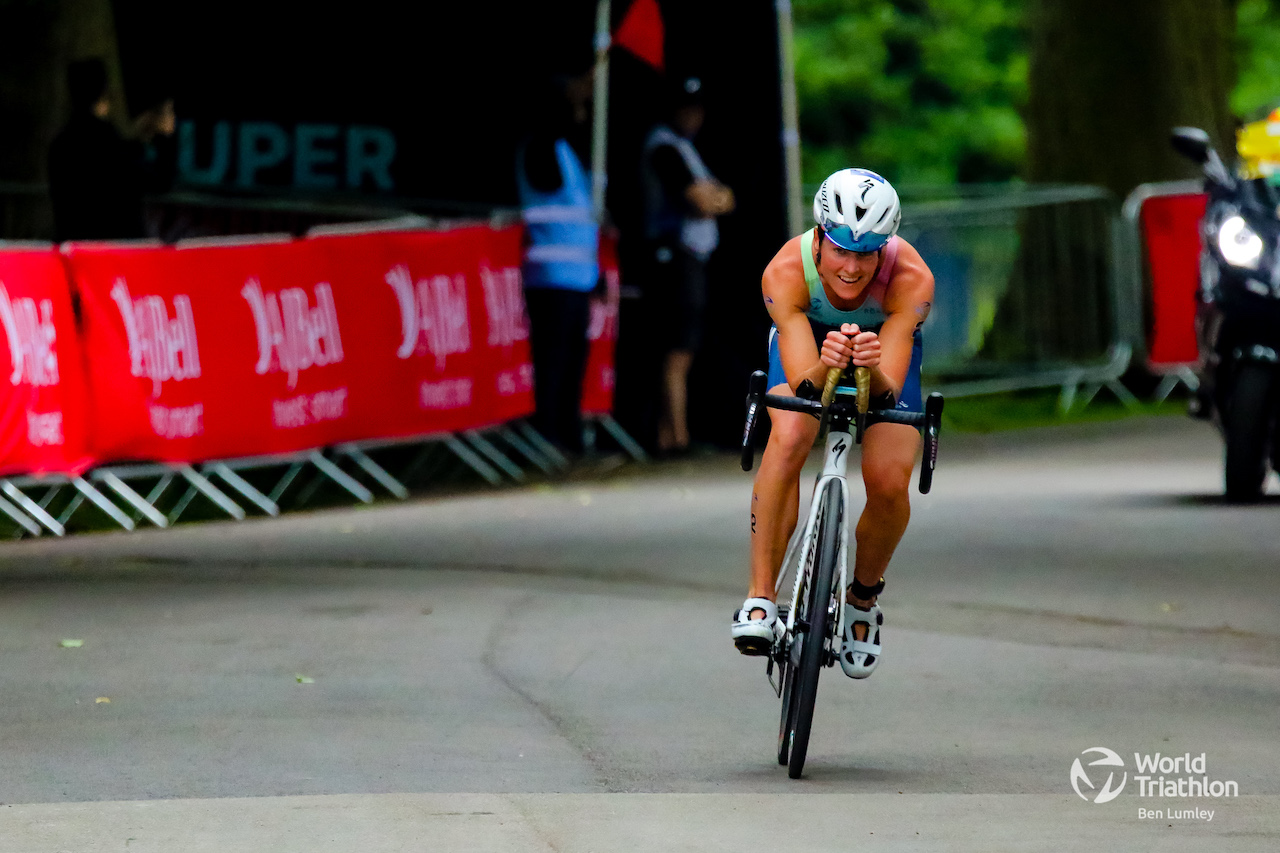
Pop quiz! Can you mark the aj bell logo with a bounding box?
[1071,747,1127,804]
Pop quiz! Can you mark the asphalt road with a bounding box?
[0,415,1276,851]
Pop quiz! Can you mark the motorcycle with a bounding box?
[1171,126,1280,501]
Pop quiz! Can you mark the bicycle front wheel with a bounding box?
[786,478,842,779]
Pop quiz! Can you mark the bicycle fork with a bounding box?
[769,428,853,693]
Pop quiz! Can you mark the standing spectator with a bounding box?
[515,71,599,454]
[640,76,735,456]
[48,58,175,242]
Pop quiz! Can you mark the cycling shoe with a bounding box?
[732,597,781,656]
[839,602,883,678]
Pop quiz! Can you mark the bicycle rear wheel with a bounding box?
[785,478,842,779]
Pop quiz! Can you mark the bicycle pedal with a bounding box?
[734,636,772,656]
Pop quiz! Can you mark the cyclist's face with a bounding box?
[819,235,880,293]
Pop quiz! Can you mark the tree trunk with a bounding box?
[979,0,1237,366]
[1025,0,1237,193]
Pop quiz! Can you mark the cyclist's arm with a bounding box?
[870,239,935,401]
[762,245,828,392]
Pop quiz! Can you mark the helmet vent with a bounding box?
[856,205,868,221]
[834,193,843,215]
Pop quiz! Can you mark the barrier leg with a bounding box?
[307,451,374,504]
[37,483,64,510]
[400,443,447,484]
[168,485,200,523]
[1107,378,1142,410]
[516,421,569,469]
[58,492,86,526]
[178,465,246,520]
[1,482,65,535]
[0,491,41,536]
[443,436,502,485]
[146,473,176,507]
[495,426,558,474]
[335,448,409,499]
[463,430,525,482]
[71,477,136,530]
[596,415,648,462]
[96,472,169,528]
[269,461,307,503]
[1058,376,1083,413]
[1153,367,1198,402]
[206,463,281,516]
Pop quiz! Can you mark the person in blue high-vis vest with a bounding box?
[517,73,599,454]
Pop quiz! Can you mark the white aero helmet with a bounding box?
[812,168,901,252]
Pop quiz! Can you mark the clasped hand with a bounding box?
[820,323,880,371]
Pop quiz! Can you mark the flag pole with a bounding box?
[776,0,804,236]
[591,0,612,223]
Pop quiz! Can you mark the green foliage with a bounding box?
[941,388,1185,433]
[796,0,1279,188]
[1233,0,1280,121]
[794,0,1027,187]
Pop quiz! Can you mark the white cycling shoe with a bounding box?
[839,602,883,678]
[732,597,782,656]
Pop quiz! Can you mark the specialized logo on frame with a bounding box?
[1070,747,1239,821]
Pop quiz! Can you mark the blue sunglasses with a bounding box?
[821,223,889,253]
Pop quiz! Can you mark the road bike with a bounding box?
[740,366,944,778]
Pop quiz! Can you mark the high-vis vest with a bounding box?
[517,139,599,291]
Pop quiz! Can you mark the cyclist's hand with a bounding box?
[848,326,881,368]
[820,325,858,370]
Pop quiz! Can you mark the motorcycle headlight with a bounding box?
[1217,215,1264,270]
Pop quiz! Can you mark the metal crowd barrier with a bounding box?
[902,185,1141,412]
[0,420,585,538]
[1121,179,1204,401]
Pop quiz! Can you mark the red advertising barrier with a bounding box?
[581,234,620,416]
[308,226,535,437]
[0,247,93,476]
[1139,193,1206,368]
[62,226,533,464]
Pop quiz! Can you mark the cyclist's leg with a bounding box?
[744,326,819,617]
[748,401,818,611]
[852,420,920,603]
[846,329,923,645]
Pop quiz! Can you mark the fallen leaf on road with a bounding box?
[295,675,315,684]
[95,697,110,704]
[59,639,84,649]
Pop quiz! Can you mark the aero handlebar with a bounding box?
[740,370,945,494]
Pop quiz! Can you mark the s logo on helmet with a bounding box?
[1070,747,1127,804]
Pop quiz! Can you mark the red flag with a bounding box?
[613,0,664,72]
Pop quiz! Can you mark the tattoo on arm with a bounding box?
[914,301,932,332]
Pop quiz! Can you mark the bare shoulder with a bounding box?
[761,232,809,316]
[883,236,935,329]
[885,236,935,313]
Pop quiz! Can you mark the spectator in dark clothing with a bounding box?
[48,58,176,242]
[640,76,734,455]
[516,71,599,455]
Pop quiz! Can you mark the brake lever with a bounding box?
[740,370,769,471]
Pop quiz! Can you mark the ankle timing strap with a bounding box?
[849,577,885,601]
